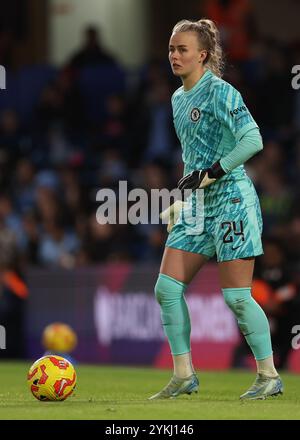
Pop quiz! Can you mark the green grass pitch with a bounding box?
[0,362,299,420]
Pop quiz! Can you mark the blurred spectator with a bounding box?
[0,193,24,248]
[144,78,174,163]
[36,69,85,136]
[0,216,27,358]
[68,25,117,69]
[79,214,135,263]
[12,158,36,214]
[127,59,177,167]
[133,162,169,260]
[0,110,24,164]
[257,43,294,132]
[38,217,80,269]
[97,148,128,189]
[0,263,28,359]
[281,216,300,263]
[203,0,257,63]
[258,171,293,235]
[21,211,40,265]
[0,216,18,266]
[58,166,88,227]
[100,94,129,154]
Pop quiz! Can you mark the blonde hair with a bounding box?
[172,18,224,77]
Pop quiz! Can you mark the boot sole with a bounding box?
[240,389,283,401]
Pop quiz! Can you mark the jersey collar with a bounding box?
[184,69,213,97]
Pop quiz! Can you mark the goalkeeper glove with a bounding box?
[177,161,226,191]
[160,200,186,233]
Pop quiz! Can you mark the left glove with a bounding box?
[178,161,226,191]
[160,200,186,233]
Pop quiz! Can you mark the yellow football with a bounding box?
[27,355,77,401]
[42,322,77,353]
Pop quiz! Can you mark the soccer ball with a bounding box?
[42,322,77,353]
[27,355,77,401]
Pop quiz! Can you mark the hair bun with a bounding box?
[198,19,217,32]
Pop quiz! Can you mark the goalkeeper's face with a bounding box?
[168,31,207,78]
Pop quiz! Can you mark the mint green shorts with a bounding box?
[166,198,263,262]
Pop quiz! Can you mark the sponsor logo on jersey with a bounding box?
[230,106,247,117]
[190,107,201,122]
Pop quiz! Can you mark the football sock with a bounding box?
[256,355,278,377]
[155,273,191,355]
[222,287,273,361]
[173,352,194,379]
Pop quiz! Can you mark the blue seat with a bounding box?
[77,65,126,122]
[16,65,58,123]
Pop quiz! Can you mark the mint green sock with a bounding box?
[155,273,191,355]
[222,287,273,360]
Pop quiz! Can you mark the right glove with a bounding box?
[160,200,186,233]
[177,161,226,192]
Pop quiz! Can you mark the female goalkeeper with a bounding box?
[149,19,283,400]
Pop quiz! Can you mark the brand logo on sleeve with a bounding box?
[190,108,201,122]
[230,106,247,117]
[230,105,248,117]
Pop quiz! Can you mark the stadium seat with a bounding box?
[16,65,58,123]
[77,65,126,122]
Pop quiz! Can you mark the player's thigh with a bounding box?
[218,257,255,288]
[214,202,262,281]
[217,200,263,254]
[160,246,208,284]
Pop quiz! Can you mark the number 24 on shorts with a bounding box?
[221,221,245,249]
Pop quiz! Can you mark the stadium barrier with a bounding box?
[25,264,300,371]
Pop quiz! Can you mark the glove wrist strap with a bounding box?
[209,161,226,179]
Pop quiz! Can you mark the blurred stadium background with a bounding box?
[0,0,300,375]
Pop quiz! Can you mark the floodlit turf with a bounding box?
[0,362,299,420]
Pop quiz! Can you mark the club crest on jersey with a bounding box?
[190,107,201,122]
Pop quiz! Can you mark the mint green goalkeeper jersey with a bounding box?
[172,69,260,217]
